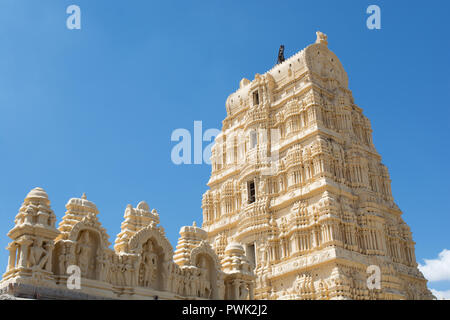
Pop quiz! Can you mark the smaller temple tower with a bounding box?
[52,193,114,297]
[114,201,160,253]
[174,222,207,266]
[2,187,59,287]
[221,243,255,299]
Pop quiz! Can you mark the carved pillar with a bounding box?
[17,238,33,269]
[312,229,318,248]
[293,234,298,253]
[233,279,240,299]
[7,242,18,271]
[45,242,55,272]
[249,282,255,300]
[37,211,49,226]
[24,213,34,225]
[410,245,417,266]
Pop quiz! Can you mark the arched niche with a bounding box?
[74,229,101,280]
[190,241,223,299]
[57,217,111,281]
[128,225,174,291]
[52,240,66,276]
[138,238,164,290]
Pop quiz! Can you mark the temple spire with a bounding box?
[315,31,328,46]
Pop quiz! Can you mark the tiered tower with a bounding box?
[114,201,160,253]
[174,222,208,266]
[201,32,434,300]
[2,188,59,287]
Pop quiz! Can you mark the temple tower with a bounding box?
[174,222,208,266]
[114,201,160,253]
[201,32,434,300]
[2,187,59,287]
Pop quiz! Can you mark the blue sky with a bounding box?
[0,1,449,297]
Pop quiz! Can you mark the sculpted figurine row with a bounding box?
[0,188,255,300]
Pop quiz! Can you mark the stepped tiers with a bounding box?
[0,32,434,300]
[201,31,434,300]
[0,188,255,300]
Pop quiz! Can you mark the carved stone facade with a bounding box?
[0,31,435,300]
[0,188,255,300]
[201,32,434,300]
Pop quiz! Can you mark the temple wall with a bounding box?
[0,189,255,300]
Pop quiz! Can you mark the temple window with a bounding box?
[246,243,256,267]
[252,90,260,106]
[248,180,256,204]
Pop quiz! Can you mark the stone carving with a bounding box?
[315,31,328,45]
[76,232,92,277]
[29,238,50,270]
[197,257,212,298]
[140,240,158,287]
[202,32,434,300]
[0,31,434,300]
[97,250,111,282]
[221,243,255,299]
[1,188,60,287]
[0,190,254,300]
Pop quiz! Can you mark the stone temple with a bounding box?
[0,189,254,299]
[0,32,434,300]
[201,31,433,300]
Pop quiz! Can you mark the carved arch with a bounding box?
[189,241,221,271]
[189,241,224,299]
[128,225,174,261]
[68,215,110,249]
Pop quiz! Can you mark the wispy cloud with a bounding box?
[419,249,450,282]
[419,249,450,300]
[430,289,450,300]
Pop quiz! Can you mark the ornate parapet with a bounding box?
[0,188,254,300]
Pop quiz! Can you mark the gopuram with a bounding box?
[201,32,434,300]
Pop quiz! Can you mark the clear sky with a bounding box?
[0,0,449,298]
